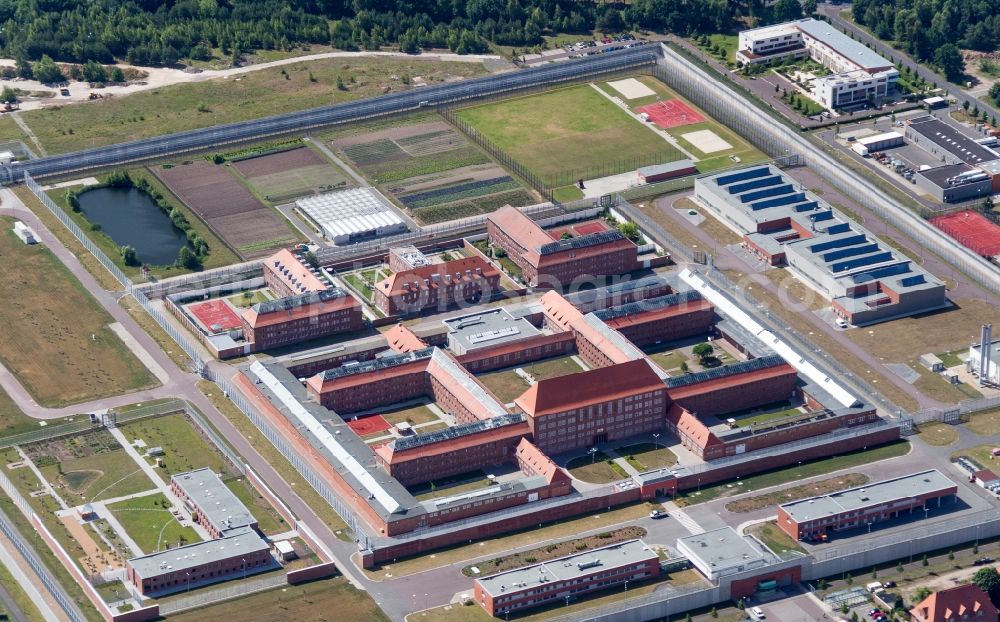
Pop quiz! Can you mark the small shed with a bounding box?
[918,353,944,372]
[922,96,947,109]
[637,159,697,184]
[12,221,38,245]
[273,540,297,561]
[147,446,165,457]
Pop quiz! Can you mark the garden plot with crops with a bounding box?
[331,119,536,224]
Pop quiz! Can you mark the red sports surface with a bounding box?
[636,99,705,129]
[574,220,610,235]
[347,415,391,436]
[931,210,1000,257]
[188,300,242,333]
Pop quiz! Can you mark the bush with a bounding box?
[575,544,588,551]
[597,532,611,539]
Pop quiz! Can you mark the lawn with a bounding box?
[747,521,805,556]
[645,349,689,373]
[120,412,233,480]
[224,477,287,535]
[617,443,677,471]
[565,452,629,484]
[0,219,155,407]
[363,502,657,579]
[455,84,682,186]
[916,422,959,446]
[408,470,491,502]
[725,473,869,513]
[951,445,1000,471]
[43,449,157,503]
[966,408,1000,436]
[107,492,201,554]
[0,385,42,438]
[675,441,911,506]
[228,289,272,308]
[374,403,440,426]
[198,381,349,537]
[728,402,805,427]
[341,272,374,300]
[1,58,488,155]
[166,577,388,622]
[477,356,585,403]
[910,364,983,405]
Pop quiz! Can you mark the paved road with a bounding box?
[0,570,30,622]
[817,2,1000,121]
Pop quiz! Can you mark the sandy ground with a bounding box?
[59,514,123,574]
[0,50,502,111]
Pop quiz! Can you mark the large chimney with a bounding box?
[980,324,993,388]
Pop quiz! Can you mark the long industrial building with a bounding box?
[694,164,947,325]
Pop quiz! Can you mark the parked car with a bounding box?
[649,509,667,519]
[974,557,995,565]
[751,606,766,620]
[882,581,896,588]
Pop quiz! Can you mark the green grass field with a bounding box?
[0,555,45,621]
[0,58,488,155]
[477,356,585,403]
[0,220,155,406]
[455,84,681,185]
[107,493,201,554]
[120,413,233,480]
[748,521,805,556]
[224,478,287,535]
[566,452,629,484]
[617,443,677,471]
[0,386,42,438]
[40,449,157,503]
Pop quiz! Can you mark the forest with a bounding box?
[0,0,807,67]
[852,0,1000,79]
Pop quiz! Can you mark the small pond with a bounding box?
[76,186,191,266]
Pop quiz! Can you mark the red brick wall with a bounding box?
[606,306,715,347]
[535,244,639,290]
[381,425,529,485]
[311,366,428,413]
[286,562,339,584]
[730,566,802,599]
[668,368,798,417]
[456,332,577,373]
[702,410,880,461]
[246,305,365,351]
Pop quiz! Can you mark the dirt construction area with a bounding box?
[61,514,124,573]
[331,118,535,225]
[231,147,353,204]
[154,161,298,258]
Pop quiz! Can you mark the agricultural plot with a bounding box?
[332,120,535,225]
[597,75,767,173]
[455,83,683,187]
[154,161,299,259]
[0,219,155,407]
[231,147,353,204]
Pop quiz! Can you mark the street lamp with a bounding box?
[589,447,598,464]
[652,433,660,451]
[186,571,190,593]
[624,580,629,601]
[866,520,873,534]
[242,557,246,581]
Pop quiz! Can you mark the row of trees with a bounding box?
[0,0,810,66]
[851,0,1000,81]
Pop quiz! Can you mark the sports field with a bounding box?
[0,218,155,407]
[455,84,682,186]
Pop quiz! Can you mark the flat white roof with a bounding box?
[250,361,402,514]
[857,132,903,147]
[296,187,403,239]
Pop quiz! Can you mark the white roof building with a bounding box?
[296,187,407,245]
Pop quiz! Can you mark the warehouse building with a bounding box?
[905,115,1000,167]
[914,163,993,203]
[968,338,1000,386]
[637,159,697,184]
[677,527,770,581]
[777,469,957,541]
[373,255,501,316]
[486,206,639,287]
[473,539,661,617]
[736,19,898,109]
[296,187,407,245]
[850,131,904,157]
[694,165,946,324]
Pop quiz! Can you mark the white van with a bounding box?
[751,606,766,620]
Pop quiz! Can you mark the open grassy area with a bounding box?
[409,470,492,502]
[107,492,201,554]
[747,521,805,556]
[41,449,157,503]
[166,576,388,622]
[224,477,287,535]
[676,441,911,506]
[227,289,272,308]
[198,381,349,537]
[565,452,629,484]
[120,412,232,480]
[0,58,488,155]
[0,385,43,438]
[363,502,657,579]
[118,294,191,370]
[477,355,585,403]
[455,84,681,186]
[910,364,983,404]
[966,408,1000,436]
[0,218,155,407]
[645,349,689,373]
[373,402,440,426]
[725,473,869,513]
[916,422,959,446]
[617,443,677,471]
[727,401,805,427]
[951,445,1000,471]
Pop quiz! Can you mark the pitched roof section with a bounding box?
[487,205,554,252]
[375,415,528,463]
[384,324,429,353]
[515,438,571,486]
[242,289,358,328]
[539,291,584,331]
[427,348,509,420]
[910,584,999,622]
[666,404,723,450]
[265,248,328,294]
[515,358,664,417]
[376,256,500,297]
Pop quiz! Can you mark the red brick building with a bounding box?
[665,356,798,417]
[515,359,667,454]
[262,249,327,297]
[241,289,364,351]
[486,206,639,287]
[373,256,501,316]
[910,584,1000,622]
[474,539,660,617]
[777,469,957,541]
[594,291,715,347]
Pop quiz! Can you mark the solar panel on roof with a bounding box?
[253,288,345,315]
[538,230,625,255]
[390,414,525,451]
[320,347,434,380]
[664,354,786,389]
[594,291,702,321]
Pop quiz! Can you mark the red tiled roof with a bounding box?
[376,256,499,297]
[265,249,327,293]
[241,295,359,329]
[910,584,999,622]
[487,205,553,252]
[515,358,664,417]
[385,324,429,353]
[532,235,636,268]
[602,299,714,331]
[665,404,722,449]
[539,291,583,331]
[374,420,530,464]
[515,438,571,485]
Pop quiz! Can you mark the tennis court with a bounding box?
[931,210,1000,257]
[187,300,242,333]
[637,99,705,129]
